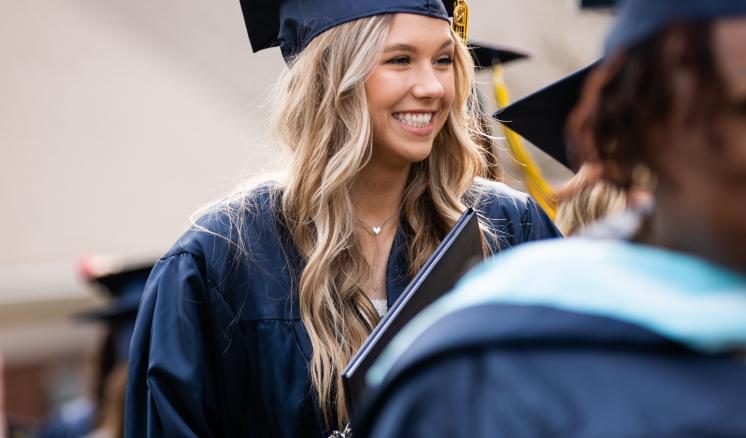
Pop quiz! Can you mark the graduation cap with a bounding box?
[493,64,596,170]
[494,0,746,171]
[468,42,528,69]
[74,258,153,363]
[580,0,616,9]
[75,259,152,322]
[239,0,460,61]
[606,0,746,55]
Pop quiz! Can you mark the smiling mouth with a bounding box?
[392,112,434,129]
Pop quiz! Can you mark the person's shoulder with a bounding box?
[467,178,562,247]
[464,238,610,287]
[468,178,534,219]
[470,177,531,200]
[162,181,284,267]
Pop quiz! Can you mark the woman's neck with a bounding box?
[350,162,410,223]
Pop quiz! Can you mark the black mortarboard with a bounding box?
[606,0,746,55]
[240,0,455,61]
[75,261,152,322]
[493,64,595,169]
[468,41,529,69]
[580,0,616,9]
[494,0,746,171]
[75,259,153,363]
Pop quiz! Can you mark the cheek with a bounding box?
[722,123,746,182]
[440,72,456,114]
[364,76,382,114]
[707,116,746,181]
[365,78,387,134]
[365,71,405,113]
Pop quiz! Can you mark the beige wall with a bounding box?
[0,0,612,363]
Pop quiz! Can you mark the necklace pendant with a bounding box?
[371,226,382,235]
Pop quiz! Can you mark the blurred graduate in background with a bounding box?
[357,0,746,436]
[38,260,150,438]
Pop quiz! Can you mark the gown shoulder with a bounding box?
[467,178,562,250]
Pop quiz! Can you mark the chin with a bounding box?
[399,142,434,164]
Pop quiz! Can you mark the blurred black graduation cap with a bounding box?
[493,63,596,170]
[75,260,151,322]
[605,0,746,55]
[494,0,746,172]
[239,0,456,61]
[468,41,528,69]
[580,0,616,9]
[74,258,153,363]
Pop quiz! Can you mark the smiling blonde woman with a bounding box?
[124,1,560,437]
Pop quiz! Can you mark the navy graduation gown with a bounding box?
[124,180,560,438]
[356,304,746,437]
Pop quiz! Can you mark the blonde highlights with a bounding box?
[199,15,496,427]
[274,15,394,428]
[264,14,487,428]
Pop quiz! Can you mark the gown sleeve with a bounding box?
[125,251,237,438]
[474,181,563,251]
[520,197,563,242]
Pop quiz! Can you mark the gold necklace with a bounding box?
[355,210,399,294]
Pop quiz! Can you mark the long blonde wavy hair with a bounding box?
[269,14,490,427]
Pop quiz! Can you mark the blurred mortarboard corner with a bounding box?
[605,0,746,55]
[493,64,596,170]
[73,256,152,323]
[468,41,528,69]
[580,0,616,9]
[239,0,457,61]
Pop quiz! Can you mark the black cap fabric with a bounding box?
[493,64,596,169]
[75,263,152,322]
[580,0,616,9]
[468,41,528,69]
[606,0,746,55]
[239,0,453,61]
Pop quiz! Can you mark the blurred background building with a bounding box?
[0,0,611,432]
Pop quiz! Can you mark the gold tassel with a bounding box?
[452,0,469,41]
[492,65,558,219]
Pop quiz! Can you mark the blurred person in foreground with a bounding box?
[356,0,746,436]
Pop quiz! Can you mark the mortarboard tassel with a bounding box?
[492,66,558,218]
[452,0,469,41]
[452,0,556,217]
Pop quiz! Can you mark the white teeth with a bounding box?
[394,112,432,128]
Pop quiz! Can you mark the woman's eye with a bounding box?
[386,56,410,65]
[436,56,454,66]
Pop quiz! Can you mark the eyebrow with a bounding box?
[383,39,455,53]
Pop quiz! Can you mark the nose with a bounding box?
[411,64,445,100]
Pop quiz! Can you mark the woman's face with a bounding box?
[364,13,456,169]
